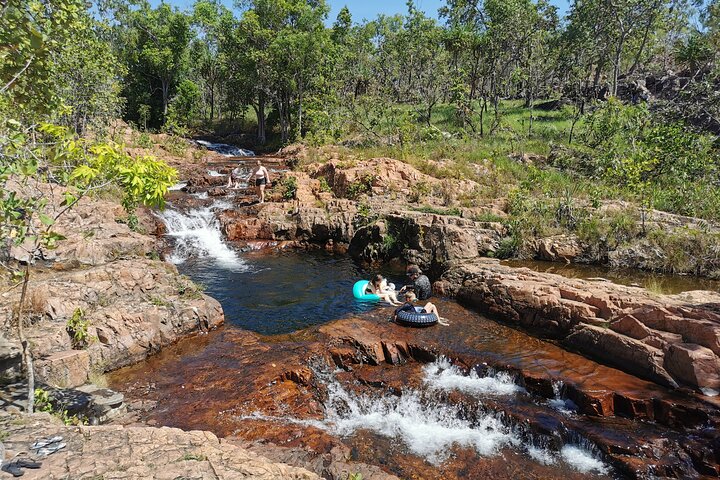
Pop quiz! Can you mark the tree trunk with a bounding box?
[297,83,303,139]
[256,93,266,145]
[209,84,215,121]
[162,79,170,120]
[17,263,34,413]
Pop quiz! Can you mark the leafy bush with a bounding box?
[318,177,331,192]
[66,308,91,349]
[407,181,432,203]
[281,176,298,200]
[346,173,375,200]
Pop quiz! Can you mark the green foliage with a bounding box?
[34,388,82,425]
[410,205,462,217]
[318,177,331,193]
[137,132,153,149]
[353,200,377,229]
[66,308,90,349]
[0,120,177,269]
[281,176,298,200]
[408,181,432,203]
[345,174,375,200]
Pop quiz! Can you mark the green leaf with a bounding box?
[39,213,54,226]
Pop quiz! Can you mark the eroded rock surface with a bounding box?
[438,259,720,391]
[0,259,223,388]
[0,412,318,479]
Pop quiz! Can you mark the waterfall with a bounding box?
[423,357,524,396]
[196,140,255,157]
[157,200,246,270]
[238,360,610,474]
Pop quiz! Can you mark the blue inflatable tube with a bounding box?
[353,280,380,301]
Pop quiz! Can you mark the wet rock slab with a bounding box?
[109,309,720,479]
[438,258,720,393]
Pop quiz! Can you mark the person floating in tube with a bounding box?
[399,264,432,300]
[367,274,402,305]
[247,159,271,204]
[392,291,448,325]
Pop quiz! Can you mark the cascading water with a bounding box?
[196,139,255,157]
[240,359,610,475]
[157,200,247,270]
[423,357,524,396]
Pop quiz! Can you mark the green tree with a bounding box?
[118,2,192,126]
[0,120,177,412]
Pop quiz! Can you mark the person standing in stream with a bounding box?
[399,264,432,300]
[248,159,271,203]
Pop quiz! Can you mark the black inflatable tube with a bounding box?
[396,306,438,327]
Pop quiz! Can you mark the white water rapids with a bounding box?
[239,358,610,474]
[196,139,255,157]
[157,200,247,271]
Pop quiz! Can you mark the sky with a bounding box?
[150,0,572,22]
[327,0,570,23]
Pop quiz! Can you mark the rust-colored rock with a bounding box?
[444,259,720,391]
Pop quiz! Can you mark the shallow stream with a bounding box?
[109,153,718,479]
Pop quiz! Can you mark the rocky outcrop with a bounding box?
[0,412,319,479]
[1,261,223,389]
[438,259,720,391]
[5,184,156,267]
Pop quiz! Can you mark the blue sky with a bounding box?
[151,0,572,21]
[327,0,570,23]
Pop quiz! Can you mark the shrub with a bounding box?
[281,176,298,200]
[66,308,91,349]
[346,174,375,200]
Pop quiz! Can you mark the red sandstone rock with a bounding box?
[664,343,720,390]
[445,259,720,391]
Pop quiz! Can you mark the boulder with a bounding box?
[34,350,91,388]
[664,343,720,390]
[565,325,678,388]
[534,234,584,263]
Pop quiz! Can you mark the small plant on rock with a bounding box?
[281,176,298,200]
[66,308,91,349]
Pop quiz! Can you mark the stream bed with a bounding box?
[109,153,719,479]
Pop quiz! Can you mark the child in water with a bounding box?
[393,292,448,325]
[367,274,401,305]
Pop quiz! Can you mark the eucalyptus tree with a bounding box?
[191,0,233,122]
[118,1,192,127]
[235,0,331,144]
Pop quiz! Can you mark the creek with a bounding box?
[109,147,718,479]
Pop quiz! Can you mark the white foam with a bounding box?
[191,191,209,200]
[527,446,556,465]
[157,201,245,270]
[548,381,577,414]
[701,387,719,397]
[168,182,187,191]
[423,358,524,396]
[272,370,517,465]
[207,170,225,177]
[197,140,255,157]
[560,445,609,474]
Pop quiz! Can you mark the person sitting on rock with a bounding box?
[392,291,448,325]
[367,274,401,305]
[399,264,432,300]
[227,166,244,189]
